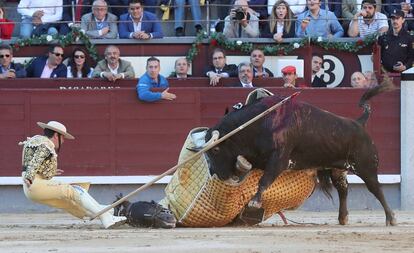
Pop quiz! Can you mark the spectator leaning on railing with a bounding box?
[0,45,26,78]
[295,0,344,38]
[137,56,177,102]
[348,0,388,38]
[81,0,118,39]
[66,47,94,78]
[223,0,260,38]
[26,44,67,78]
[17,0,63,38]
[378,10,414,73]
[205,48,238,86]
[118,0,163,39]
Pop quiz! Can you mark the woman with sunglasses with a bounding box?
[262,0,295,42]
[67,48,93,78]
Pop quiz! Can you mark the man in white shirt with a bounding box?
[348,0,388,38]
[92,45,135,81]
[17,0,63,38]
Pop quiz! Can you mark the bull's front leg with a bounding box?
[248,152,289,209]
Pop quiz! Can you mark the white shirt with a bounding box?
[351,12,388,38]
[40,61,54,78]
[276,22,284,34]
[17,0,63,22]
[241,82,253,88]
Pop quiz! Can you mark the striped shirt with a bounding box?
[353,12,388,38]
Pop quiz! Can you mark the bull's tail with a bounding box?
[317,170,333,200]
[357,74,395,126]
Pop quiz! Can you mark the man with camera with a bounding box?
[223,0,259,38]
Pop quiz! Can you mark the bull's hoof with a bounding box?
[248,200,262,209]
[386,212,397,226]
[338,215,348,225]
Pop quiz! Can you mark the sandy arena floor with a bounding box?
[0,210,413,253]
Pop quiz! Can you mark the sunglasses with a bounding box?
[0,54,10,58]
[52,52,64,57]
[74,55,85,59]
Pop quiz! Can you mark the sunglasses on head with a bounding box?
[52,52,64,57]
[0,54,10,58]
[74,55,85,59]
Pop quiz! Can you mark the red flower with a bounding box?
[13,43,19,49]
[356,39,364,46]
[210,39,218,47]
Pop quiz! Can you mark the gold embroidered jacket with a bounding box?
[19,135,58,182]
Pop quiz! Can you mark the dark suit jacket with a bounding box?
[26,56,67,78]
[118,12,163,39]
[261,22,296,39]
[0,62,26,78]
[228,82,255,88]
[312,75,326,88]
[205,64,238,77]
[62,0,92,22]
[253,67,274,77]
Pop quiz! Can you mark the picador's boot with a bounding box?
[76,188,126,229]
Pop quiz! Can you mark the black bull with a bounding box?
[204,86,396,226]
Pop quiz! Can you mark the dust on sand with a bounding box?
[0,210,413,253]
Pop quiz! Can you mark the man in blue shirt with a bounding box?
[295,0,344,38]
[137,57,177,102]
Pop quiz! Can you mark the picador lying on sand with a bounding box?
[191,81,396,226]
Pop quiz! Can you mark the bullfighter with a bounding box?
[20,121,127,228]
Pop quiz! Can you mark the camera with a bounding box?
[232,8,246,21]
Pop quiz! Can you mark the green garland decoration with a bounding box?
[11,27,98,61]
[187,32,378,62]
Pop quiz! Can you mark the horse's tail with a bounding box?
[357,73,395,126]
[317,170,333,200]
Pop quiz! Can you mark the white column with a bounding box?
[401,67,414,210]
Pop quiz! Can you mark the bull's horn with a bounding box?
[236,155,252,173]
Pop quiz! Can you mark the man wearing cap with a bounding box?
[378,9,414,73]
[281,65,297,88]
[20,121,127,229]
[348,0,388,38]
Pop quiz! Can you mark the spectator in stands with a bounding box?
[378,10,414,73]
[262,0,295,41]
[137,57,177,102]
[92,45,135,81]
[214,0,233,32]
[383,0,413,17]
[170,58,191,78]
[81,0,118,39]
[60,0,92,35]
[311,54,326,87]
[342,0,381,22]
[66,48,94,78]
[268,0,306,16]
[364,71,378,87]
[348,0,388,38]
[118,0,163,39]
[0,6,15,39]
[223,0,260,38]
[26,44,67,78]
[205,48,238,86]
[250,49,274,78]
[295,0,344,38]
[0,45,26,78]
[17,0,63,38]
[229,62,255,87]
[174,0,203,36]
[281,65,297,87]
[350,71,369,88]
